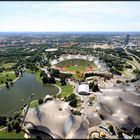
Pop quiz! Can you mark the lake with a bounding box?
[0,72,59,115]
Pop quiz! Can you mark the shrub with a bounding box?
[116,80,123,84]
[8,116,12,121]
[7,122,13,132]
[72,110,81,115]
[66,94,76,102]
[38,98,44,105]
[117,130,123,138]
[13,112,21,120]
[69,98,77,107]
[0,115,7,126]
[108,125,114,133]
[92,84,100,92]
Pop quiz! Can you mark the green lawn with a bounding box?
[56,81,73,97]
[0,126,4,129]
[35,71,42,83]
[29,100,39,108]
[0,63,16,69]
[0,130,24,139]
[0,71,17,85]
[56,59,95,67]
[66,66,86,72]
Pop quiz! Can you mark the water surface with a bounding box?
[0,72,59,115]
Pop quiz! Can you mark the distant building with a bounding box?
[78,82,89,95]
[126,42,137,49]
[45,48,58,52]
[124,35,130,46]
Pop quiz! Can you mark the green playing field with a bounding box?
[66,65,86,72]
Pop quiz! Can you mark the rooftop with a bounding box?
[78,83,89,95]
[45,48,58,52]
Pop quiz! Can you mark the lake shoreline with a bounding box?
[0,72,60,115]
[0,76,20,88]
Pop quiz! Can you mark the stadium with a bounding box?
[50,54,104,74]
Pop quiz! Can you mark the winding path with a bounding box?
[121,45,140,71]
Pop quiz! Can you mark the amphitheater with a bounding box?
[50,54,109,73]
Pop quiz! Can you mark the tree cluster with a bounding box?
[85,72,112,80]
[42,76,56,84]
[0,111,22,133]
[38,98,44,105]
[89,81,100,92]
[40,71,56,84]
[65,94,77,108]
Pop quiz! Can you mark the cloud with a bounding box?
[0,1,140,31]
[8,16,21,19]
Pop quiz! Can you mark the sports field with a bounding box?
[55,59,96,73]
[66,66,86,72]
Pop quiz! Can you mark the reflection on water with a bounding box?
[0,72,59,115]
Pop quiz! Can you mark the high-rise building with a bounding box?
[124,34,130,46]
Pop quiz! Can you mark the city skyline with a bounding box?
[0,1,140,32]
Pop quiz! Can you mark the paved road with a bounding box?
[0,127,7,132]
[121,45,140,71]
[124,47,140,62]
[69,81,96,120]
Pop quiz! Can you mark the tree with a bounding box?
[8,116,12,121]
[60,79,66,86]
[66,94,76,102]
[42,76,48,84]
[40,71,45,77]
[13,112,21,120]
[7,122,13,132]
[117,130,123,139]
[50,69,60,78]
[0,68,3,73]
[14,70,19,77]
[0,115,7,126]
[12,120,21,133]
[49,76,56,84]
[38,98,44,105]
[108,125,115,134]
[9,79,13,86]
[60,75,67,86]
[5,81,9,88]
[92,84,99,92]
[20,70,23,76]
[89,81,94,89]
[133,127,140,135]
[116,80,123,84]
[69,98,77,107]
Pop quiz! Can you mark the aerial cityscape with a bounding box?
[0,1,140,139]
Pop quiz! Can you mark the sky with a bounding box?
[0,1,140,32]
